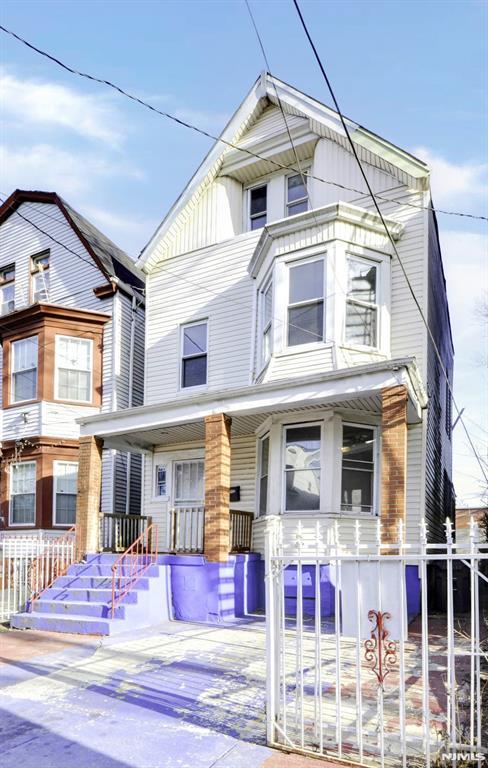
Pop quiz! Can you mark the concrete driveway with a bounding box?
[0,619,345,768]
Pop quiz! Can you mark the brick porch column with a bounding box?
[75,436,103,559]
[204,413,231,563]
[381,385,408,545]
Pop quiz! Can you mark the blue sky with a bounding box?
[1,0,487,507]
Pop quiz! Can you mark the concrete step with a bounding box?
[66,563,160,578]
[11,611,115,635]
[42,587,139,603]
[54,575,150,590]
[34,599,126,619]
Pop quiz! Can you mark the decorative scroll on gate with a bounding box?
[364,609,398,688]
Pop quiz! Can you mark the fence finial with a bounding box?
[419,518,428,545]
[354,519,361,553]
[445,516,453,544]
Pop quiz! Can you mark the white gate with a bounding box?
[265,516,487,767]
[0,531,75,621]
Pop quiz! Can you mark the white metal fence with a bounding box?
[265,516,487,767]
[0,531,75,621]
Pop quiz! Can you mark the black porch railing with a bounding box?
[229,510,253,553]
[101,513,152,553]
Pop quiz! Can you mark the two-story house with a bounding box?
[0,190,145,545]
[12,74,454,633]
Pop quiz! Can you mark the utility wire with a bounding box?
[1,23,487,223]
[292,0,488,485]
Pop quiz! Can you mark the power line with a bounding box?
[1,23,487,223]
[292,0,488,486]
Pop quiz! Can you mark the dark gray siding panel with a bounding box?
[425,209,455,541]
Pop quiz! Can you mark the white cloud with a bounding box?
[0,68,124,145]
[0,143,143,197]
[412,145,488,208]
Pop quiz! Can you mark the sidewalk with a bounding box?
[0,622,348,768]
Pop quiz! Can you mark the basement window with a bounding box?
[181,321,208,388]
[341,424,376,515]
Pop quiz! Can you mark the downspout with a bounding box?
[125,295,137,514]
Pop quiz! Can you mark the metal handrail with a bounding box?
[30,525,76,608]
[110,523,158,618]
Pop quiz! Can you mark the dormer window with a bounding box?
[249,184,267,230]
[345,257,378,348]
[287,258,325,347]
[286,173,308,216]
[0,265,15,315]
[31,251,50,303]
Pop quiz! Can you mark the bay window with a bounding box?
[10,461,36,525]
[53,461,78,526]
[259,278,273,366]
[0,264,15,315]
[287,258,325,347]
[181,321,208,388]
[249,184,267,230]
[345,257,378,347]
[341,424,376,515]
[258,435,270,516]
[286,173,308,216]
[56,335,93,402]
[284,424,321,511]
[12,336,38,402]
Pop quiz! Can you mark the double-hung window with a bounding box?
[249,184,267,230]
[53,461,78,526]
[31,251,50,303]
[345,257,378,347]
[0,265,15,315]
[258,435,270,516]
[341,424,376,515]
[11,336,38,402]
[259,279,273,366]
[56,336,93,402]
[10,461,36,525]
[181,321,208,388]
[284,425,321,511]
[155,465,167,497]
[287,258,325,347]
[286,173,308,216]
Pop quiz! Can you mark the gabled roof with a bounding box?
[138,72,430,271]
[0,190,144,289]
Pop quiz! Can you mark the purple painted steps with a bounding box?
[10,553,172,635]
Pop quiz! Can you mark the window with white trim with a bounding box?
[55,336,93,402]
[12,336,38,403]
[259,278,273,366]
[345,257,378,347]
[341,424,376,515]
[286,173,308,216]
[181,321,207,388]
[284,424,321,511]
[10,461,36,525]
[258,435,270,516]
[31,251,50,303]
[53,461,78,525]
[174,460,204,506]
[0,264,15,315]
[287,258,325,347]
[155,465,167,497]
[249,184,267,230]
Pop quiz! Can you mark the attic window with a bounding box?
[31,251,50,303]
[286,173,308,216]
[0,264,15,315]
[249,185,267,230]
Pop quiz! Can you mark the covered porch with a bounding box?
[75,358,426,564]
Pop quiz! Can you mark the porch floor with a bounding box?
[0,619,343,768]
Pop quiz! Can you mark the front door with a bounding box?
[171,459,205,552]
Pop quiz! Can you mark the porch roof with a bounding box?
[78,358,426,452]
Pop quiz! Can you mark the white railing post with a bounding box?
[264,515,281,745]
[420,518,431,767]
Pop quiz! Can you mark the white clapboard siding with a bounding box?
[2,404,41,441]
[40,402,99,439]
[145,232,259,405]
[230,434,257,512]
[235,104,307,149]
[251,514,379,556]
[264,347,335,383]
